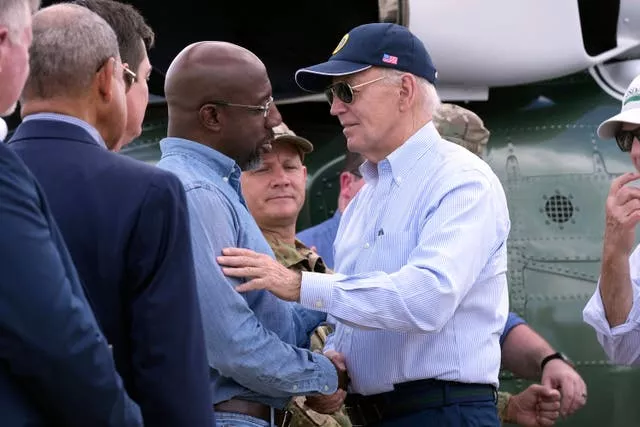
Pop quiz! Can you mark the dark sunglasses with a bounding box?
[324,76,385,105]
[615,128,640,152]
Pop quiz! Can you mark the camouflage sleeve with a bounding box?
[496,391,511,423]
[309,325,333,353]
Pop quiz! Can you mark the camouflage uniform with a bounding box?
[265,236,352,427]
[433,103,511,424]
[433,103,490,157]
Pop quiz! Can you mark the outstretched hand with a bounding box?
[217,247,302,301]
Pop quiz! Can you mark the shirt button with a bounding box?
[396,176,403,183]
[222,176,229,182]
[363,243,370,249]
[323,385,329,391]
[293,385,298,391]
[315,300,323,309]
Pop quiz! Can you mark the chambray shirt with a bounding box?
[156,138,337,409]
[584,244,640,365]
[299,122,511,395]
[297,211,341,270]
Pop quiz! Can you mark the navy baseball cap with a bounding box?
[295,23,438,92]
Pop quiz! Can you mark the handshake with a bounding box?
[304,350,350,414]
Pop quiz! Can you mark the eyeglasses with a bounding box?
[209,96,274,118]
[324,76,386,105]
[615,128,640,152]
[122,66,137,90]
[96,58,137,92]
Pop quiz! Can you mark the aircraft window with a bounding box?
[544,194,575,224]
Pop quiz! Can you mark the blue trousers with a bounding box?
[376,401,499,427]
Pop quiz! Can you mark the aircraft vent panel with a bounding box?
[543,193,575,224]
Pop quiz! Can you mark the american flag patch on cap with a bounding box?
[382,53,398,64]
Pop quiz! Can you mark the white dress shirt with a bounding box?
[583,244,640,365]
[299,122,511,395]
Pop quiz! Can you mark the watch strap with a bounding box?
[540,352,565,371]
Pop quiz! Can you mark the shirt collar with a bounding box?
[22,112,107,148]
[361,121,438,185]
[159,137,243,195]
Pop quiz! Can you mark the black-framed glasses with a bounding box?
[209,96,274,118]
[615,128,640,152]
[324,76,385,105]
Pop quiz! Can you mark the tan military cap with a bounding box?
[433,103,490,156]
[272,122,314,158]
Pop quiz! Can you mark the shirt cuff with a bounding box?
[311,351,339,394]
[500,312,527,346]
[300,271,336,313]
[584,282,640,337]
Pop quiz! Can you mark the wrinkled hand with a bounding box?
[217,248,302,301]
[507,384,561,427]
[305,351,349,414]
[604,172,640,255]
[541,359,586,417]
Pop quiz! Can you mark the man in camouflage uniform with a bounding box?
[240,122,352,427]
[433,103,490,156]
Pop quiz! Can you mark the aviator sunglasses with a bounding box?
[615,128,640,152]
[324,76,386,105]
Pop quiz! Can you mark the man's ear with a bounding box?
[96,57,116,102]
[339,171,354,194]
[398,73,417,112]
[199,104,223,132]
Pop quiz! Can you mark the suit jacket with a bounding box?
[0,141,142,426]
[9,119,213,427]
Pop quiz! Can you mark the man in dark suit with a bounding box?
[0,1,142,425]
[9,4,213,426]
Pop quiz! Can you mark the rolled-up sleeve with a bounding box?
[185,186,338,397]
[500,312,527,346]
[584,247,640,365]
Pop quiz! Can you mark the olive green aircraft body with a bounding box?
[17,1,640,425]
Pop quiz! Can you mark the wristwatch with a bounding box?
[540,352,573,371]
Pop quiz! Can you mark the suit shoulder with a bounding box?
[106,153,183,189]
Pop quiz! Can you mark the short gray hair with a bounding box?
[381,67,441,113]
[23,3,119,99]
[0,0,40,36]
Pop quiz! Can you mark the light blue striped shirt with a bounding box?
[299,121,510,395]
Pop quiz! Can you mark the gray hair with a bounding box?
[0,0,40,36]
[23,3,119,99]
[381,67,441,113]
